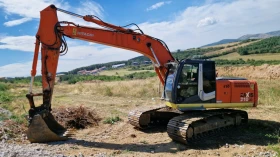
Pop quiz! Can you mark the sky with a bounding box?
[0,0,280,77]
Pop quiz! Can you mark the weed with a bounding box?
[265,129,280,141]
[121,149,132,154]
[140,140,148,144]
[104,86,113,96]
[0,83,8,91]
[103,116,122,124]
[0,91,12,102]
[70,146,79,149]
[268,144,280,155]
[10,114,27,124]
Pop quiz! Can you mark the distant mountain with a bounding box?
[238,30,280,40]
[202,30,280,47]
[202,39,239,47]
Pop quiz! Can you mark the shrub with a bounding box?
[0,92,12,103]
[104,86,113,96]
[103,116,122,124]
[0,83,8,91]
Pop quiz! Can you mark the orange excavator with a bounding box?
[26,5,258,144]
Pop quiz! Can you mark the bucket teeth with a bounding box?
[63,129,77,137]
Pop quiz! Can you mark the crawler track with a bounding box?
[128,106,181,129]
[167,109,248,144]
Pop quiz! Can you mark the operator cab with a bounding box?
[164,59,216,111]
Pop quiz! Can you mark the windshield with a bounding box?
[176,63,199,101]
[164,64,177,101]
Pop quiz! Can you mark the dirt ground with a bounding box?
[1,65,280,157]
[2,97,279,157]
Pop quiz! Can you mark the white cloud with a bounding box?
[1,0,280,77]
[76,0,104,18]
[0,45,140,77]
[0,0,104,27]
[4,15,8,19]
[197,17,217,27]
[0,35,34,52]
[0,0,59,18]
[146,1,172,11]
[4,17,32,27]
[138,0,280,50]
[0,62,34,77]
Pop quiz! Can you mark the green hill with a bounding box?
[69,36,280,74]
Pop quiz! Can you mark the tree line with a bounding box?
[237,37,280,55]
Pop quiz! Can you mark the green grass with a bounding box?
[103,116,122,124]
[268,144,280,155]
[140,140,149,144]
[10,114,27,124]
[0,92,12,103]
[121,149,133,154]
[0,82,8,91]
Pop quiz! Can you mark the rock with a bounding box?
[0,108,12,118]
[78,152,84,157]
[151,151,154,153]
[225,143,229,148]
[214,152,220,156]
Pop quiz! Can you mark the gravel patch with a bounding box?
[0,141,66,157]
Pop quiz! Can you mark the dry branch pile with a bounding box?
[52,105,101,129]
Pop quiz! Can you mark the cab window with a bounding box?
[177,64,199,99]
[203,62,216,93]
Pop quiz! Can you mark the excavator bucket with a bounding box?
[27,113,73,143]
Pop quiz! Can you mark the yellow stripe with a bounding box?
[165,102,253,109]
[165,102,178,109]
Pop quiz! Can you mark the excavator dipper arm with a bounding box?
[26,5,175,143]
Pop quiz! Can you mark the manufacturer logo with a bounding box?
[77,32,94,37]
[240,92,254,97]
[240,92,254,102]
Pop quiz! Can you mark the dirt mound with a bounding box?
[52,105,101,129]
[217,64,280,79]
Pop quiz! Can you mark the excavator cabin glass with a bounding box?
[164,60,217,110]
[176,63,199,102]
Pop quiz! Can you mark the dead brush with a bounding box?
[52,105,101,129]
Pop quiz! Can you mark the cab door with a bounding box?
[175,63,199,103]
